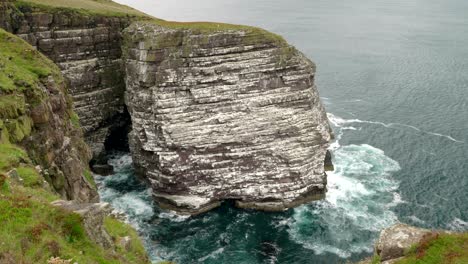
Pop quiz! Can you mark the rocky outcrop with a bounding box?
[52,200,114,249]
[0,28,97,201]
[123,22,332,214]
[375,224,432,261]
[0,1,141,157]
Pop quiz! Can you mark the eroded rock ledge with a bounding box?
[124,22,332,214]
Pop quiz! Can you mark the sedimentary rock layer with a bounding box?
[124,22,332,214]
[0,29,97,202]
[1,2,136,156]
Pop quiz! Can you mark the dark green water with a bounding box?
[102,0,468,263]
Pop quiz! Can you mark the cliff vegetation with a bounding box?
[365,224,468,264]
[16,0,148,17]
[0,29,149,263]
[395,232,468,264]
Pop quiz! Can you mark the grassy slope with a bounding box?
[395,233,468,264]
[0,145,149,263]
[0,29,57,145]
[0,29,149,263]
[16,0,148,17]
[148,18,288,46]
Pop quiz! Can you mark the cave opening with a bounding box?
[104,107,132,153]
[90,107,132,175]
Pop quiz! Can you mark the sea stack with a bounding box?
[124,21,333,214]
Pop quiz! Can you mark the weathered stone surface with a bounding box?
[91,164,114,176]
[24,76,98,202]
[123,22,332,214]
[1,3,134,157]
[118,236,132,251]
[52,200,114,249]
[375,223,431,261]
[0,27,97,202]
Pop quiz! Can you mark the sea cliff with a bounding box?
[124,21,332,214]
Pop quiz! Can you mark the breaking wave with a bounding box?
[288,113,402,258]
[95,154,160,262]
[288,144,401,258]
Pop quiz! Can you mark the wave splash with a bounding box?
[288,114,402,259]
[94,154,159,261]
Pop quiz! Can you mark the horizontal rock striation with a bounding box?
[0,28,97,202]
[124,22,332,214]
[1,2,138,157]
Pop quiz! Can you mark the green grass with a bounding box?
[82,169,96,190]
[104,217,149,263]
[69,111,80,128]
[371,254,381,264]
[142,19,288,47]
[0,26,149,264]
[0,94,26,119]
[395,233,468,264]
[0,143,28,171]
[16,166,42,188]
[16,0,149,17]
[0,151,150,263]
[0,29,61,94]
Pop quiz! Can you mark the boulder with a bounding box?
[375,223,431,261]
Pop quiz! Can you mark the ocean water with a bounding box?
[103,0,468,263]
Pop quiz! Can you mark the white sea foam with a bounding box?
[387,192,407,208]
[197,247,225,262]
[158,211,191,222]
[327,113,464,143]
[288,143,401,258]
[447,218,468,231]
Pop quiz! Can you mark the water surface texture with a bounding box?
[105,0,468,263]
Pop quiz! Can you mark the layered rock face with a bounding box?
[1,2,135,157]
[0,28,97,202]
[124,22,332,214]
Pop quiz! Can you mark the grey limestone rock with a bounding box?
[3,5,134,157]
[123,22,333,214]
[375,223,432,261]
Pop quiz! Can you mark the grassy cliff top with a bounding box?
[15,0,287,45]
[125,19,289,49]
[16,0,149,17]
[150,18,288,45]
[0,29,62,93]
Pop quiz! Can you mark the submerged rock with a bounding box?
[91,164,115,176]
[124,22,333,214]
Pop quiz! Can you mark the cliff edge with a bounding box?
[124,21,332,214]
